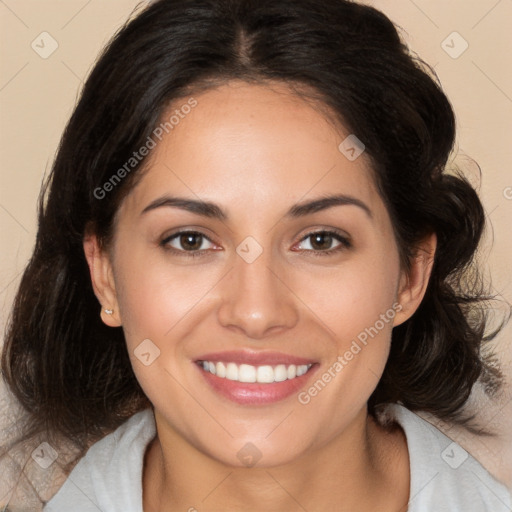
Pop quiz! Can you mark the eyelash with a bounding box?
[160,229,352,259]
[297,230,352,257]
[160,231,215,259]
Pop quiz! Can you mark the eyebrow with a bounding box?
[141,194,372,220]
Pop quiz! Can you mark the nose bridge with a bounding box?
[216,245,299,338]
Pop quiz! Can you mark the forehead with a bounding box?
[120,80,383,221]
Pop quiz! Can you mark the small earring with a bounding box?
[104,308,114,315]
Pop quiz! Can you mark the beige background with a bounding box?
[1,0,511,490]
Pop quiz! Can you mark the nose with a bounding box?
[217,250,299,339]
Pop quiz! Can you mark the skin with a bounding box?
[84,80,436,511]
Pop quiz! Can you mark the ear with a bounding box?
[393,233,437,327]
[83,232,122,327]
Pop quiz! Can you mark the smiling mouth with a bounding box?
[197,360,314,384]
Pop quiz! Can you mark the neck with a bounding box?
[143,408,410,512]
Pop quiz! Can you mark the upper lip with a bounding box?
[195,350,316,366]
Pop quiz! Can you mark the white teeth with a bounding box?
[200,361,312,383]
[256,365,274,383]
[226,362,239,381]
[296,365,307,376]
[216,361,226,378]
[287,364,297,379]
[238,364,257,383]
[274,364,288,382]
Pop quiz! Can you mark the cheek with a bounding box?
[293,243,401,402]
[111,246,231,407]
[297,247,401,344]
[111,249,217,412]
[266,251,402,452]
[112,238,217,343]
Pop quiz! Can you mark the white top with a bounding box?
[44,404,511,512]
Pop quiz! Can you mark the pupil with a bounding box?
[311,233,332,250]
[181,233,202,250]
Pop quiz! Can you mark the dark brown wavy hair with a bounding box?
[2,0,508,450]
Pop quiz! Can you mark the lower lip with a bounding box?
[197,364,318,405]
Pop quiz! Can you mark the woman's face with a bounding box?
[94,80,423,467]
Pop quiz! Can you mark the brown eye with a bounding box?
[161,231,215,253]
[309,232,335,251]
[179,232,204,251]
[295,230,351,256]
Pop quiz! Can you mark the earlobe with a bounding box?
[83,233,122,327]
[394,233,437,327]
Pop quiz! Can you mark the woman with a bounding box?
[1,0,510,510]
